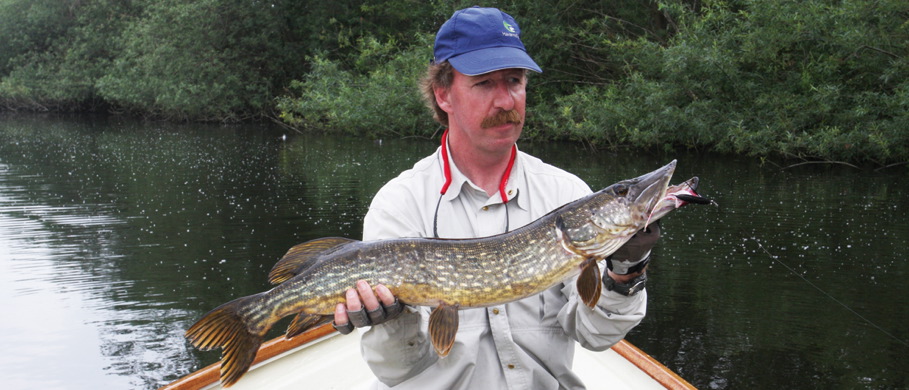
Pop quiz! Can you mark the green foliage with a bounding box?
[0,0,129,110]
[95,0,302,120]
[532,0,908,164]
[1,0,907,164]
[276,35,436,137]
[0,0,72,76]
[667,0,909,163]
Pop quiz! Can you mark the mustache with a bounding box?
[481,110,522,129]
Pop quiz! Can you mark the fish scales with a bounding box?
[185,160,706,387]
[259,234,575,310]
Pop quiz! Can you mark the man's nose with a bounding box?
[492,82,516,111]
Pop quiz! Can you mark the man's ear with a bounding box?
[434,86,453,114]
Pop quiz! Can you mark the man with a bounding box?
[333,6,659,389]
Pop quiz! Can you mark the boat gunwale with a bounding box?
[161,322,695,390]
[160,323,336,390]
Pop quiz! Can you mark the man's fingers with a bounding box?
[347,281,377,327]
[345,288,362,312]
[357,280,381,311]
[375,284,396,306]
[332,303,354,335]
[337,281,402,329]
[334,303,349,324]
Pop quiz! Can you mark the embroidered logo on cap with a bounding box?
[503,20,516,33]
[502,20,518,38]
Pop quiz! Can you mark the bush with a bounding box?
[533,0,909,164]
[276,34,438,137]
[1,0,906,164]
[0,0,132,111]
[96,0,298,121]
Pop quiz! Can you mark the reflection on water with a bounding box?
[0,115,432,389]
[0,153,195,389]
[623,157,909,389]
[0,114,906,389]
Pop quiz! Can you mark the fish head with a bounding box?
[558,161,675,258]
[597,159,676,231]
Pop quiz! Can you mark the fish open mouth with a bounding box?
[645,176,717,226]
[665,177,716,206]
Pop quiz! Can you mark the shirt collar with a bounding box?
[437,136,528,211]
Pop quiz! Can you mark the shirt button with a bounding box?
[507,364,515,369]
[492,308,500,315]
[507,189,514,196]
[482,206,489,211]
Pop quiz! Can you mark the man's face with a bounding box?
[435,68,527,155]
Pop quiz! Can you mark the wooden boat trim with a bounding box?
[160,323,336,390]
[611,339,696,390]
[161,323,696,390]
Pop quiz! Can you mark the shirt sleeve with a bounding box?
[359,185,437,386]
[555,178,648,351]
[557,278,647,351]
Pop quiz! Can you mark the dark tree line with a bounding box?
[2,0,907,165]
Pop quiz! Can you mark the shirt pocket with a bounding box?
[539,284,568,325]
[508,284,567,329]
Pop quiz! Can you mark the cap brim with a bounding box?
[448,46,542,76]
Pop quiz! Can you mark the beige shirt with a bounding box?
[361,145,647,390]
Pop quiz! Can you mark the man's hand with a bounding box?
[606,223,661,281]
[333,280,403,334]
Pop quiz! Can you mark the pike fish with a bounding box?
[185,160,711,387]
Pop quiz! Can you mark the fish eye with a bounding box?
[613,184,628,197]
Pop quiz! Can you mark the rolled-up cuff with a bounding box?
[332,320,355,335]
[367,305,387,324]
[607,251,650,275]
[382,298,404,321]
[348,307,371,327]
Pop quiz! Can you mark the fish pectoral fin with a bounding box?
[268,237,358,284]
[428,303,460,357]
[286,313,332,338]
[556,215,587,257]
[577,258,602,308]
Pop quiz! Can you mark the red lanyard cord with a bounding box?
[438,129,516,203]
[434,129,516,237]
[439,129,454,196]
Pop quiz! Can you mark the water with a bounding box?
[0,114,906,389]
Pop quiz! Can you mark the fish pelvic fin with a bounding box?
[286,313,332,339]
[268,237,358,284]
[577,258,602,308]
[185,294,267,387]
[428,303,460,357]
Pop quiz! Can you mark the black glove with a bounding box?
[333,298,404,334]
[606,222,661,275]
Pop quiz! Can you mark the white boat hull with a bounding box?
[163,324,693,390]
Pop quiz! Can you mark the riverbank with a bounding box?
[3,1,907,166]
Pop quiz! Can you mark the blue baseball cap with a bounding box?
[433,7,542,76]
